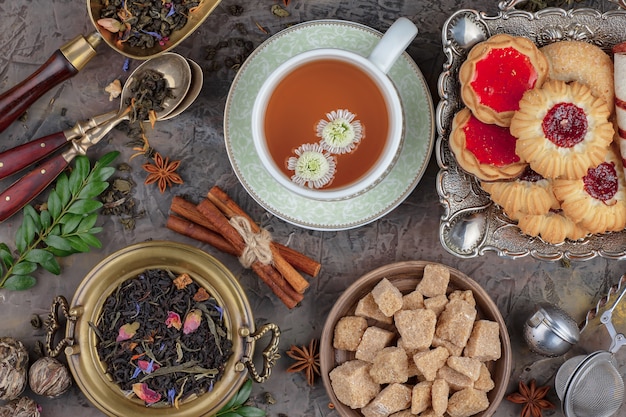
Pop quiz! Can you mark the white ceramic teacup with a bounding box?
[252,17,418,201]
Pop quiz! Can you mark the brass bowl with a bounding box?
[48,241,279,417]
[320,261,512,417]
[88,0,222,60]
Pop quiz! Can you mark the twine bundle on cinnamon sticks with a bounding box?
[166,186,320,308]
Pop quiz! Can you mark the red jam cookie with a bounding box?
[460,34,549,127]
[511,80,614,180]
[553,147,626,234]
[480,167,559,220]
[450,108,527,181]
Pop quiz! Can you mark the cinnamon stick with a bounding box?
[166,215,238,257]
[171,195,320,277]
[196,199,303,308]
[207,186,311,293]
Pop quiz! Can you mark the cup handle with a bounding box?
[367,17,418,74]
[240,323,281,383]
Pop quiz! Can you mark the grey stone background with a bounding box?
[0,0,625,416]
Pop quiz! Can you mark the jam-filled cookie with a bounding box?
[480,167,559,220]
[552,147,626,234]
[450,108,527,181]
[511,80,614,180]
[517,210,589,244]
[460,33,549,127]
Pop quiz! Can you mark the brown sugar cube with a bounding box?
[447,388,490,417]
[402,290,424,310]
[355,292,394,324]
[389,410,417,417]
[437,366,474,391]
[413,347,449,381]
[447,356,482,381]
[362,383,412,417]
[431,379,449,416]
[464,320,501,361]
[370,347,409,384]
[424,294,448,316]
[333,316,368,351]
[395,309,436,350]
[448,289,476,307]
[411,381,433,414]
[432,335,463,357]
[356,326,396,362]
[473,362,495,392]
[329,360,380,409]
[372,278,404,317]
[435,299,477,348]
[417,409,439,417]
[397,339,423,378]
[417,264,450,297]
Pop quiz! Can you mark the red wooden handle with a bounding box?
[0,154,70,222]
[0,132,70,180]
[0,50,78,133]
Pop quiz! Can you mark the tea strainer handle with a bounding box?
[239,323,281,383]
[600,286,626,354]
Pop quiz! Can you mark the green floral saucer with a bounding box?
[224,19,435,230]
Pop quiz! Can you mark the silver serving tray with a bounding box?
[436,3,626,260]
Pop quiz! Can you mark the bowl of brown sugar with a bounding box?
[320,261,511,417]
[49,241,279,417]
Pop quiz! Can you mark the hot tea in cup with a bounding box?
[252,17,418,200]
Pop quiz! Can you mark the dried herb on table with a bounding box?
[286,339,320,386]
[0,152,118,291]
[506,379,555,417]
[98,0,200,49]
[92,269,233,407]
[212,379,266,417]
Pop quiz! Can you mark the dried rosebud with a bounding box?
[97,18,125,33]
[28,357,72,398]
[183,309,202,335]
[0,337,29,401]
[132,382,161,404]
[0,396,41,417]
[117,322,140,342]
[165,311,182,330]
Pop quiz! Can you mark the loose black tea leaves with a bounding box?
[98,0,201,49]
[125,68,174,125]
[91,269,232,407]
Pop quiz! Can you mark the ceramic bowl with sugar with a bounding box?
[320,260,512,417]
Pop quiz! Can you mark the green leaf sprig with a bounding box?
[212,379,266,417]
[0,151,119,291]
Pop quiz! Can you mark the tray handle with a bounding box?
[45,295,79,357]
[239,323,281,383]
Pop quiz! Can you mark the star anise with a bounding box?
[286,339,320,386]
[142,152,183,193]
[506,379,555,417]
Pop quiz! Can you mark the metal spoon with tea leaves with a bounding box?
[0,56,201,181]
[0,52,192,222]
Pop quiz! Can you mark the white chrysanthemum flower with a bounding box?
[316,109,363,154]
[287,143,336,189]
